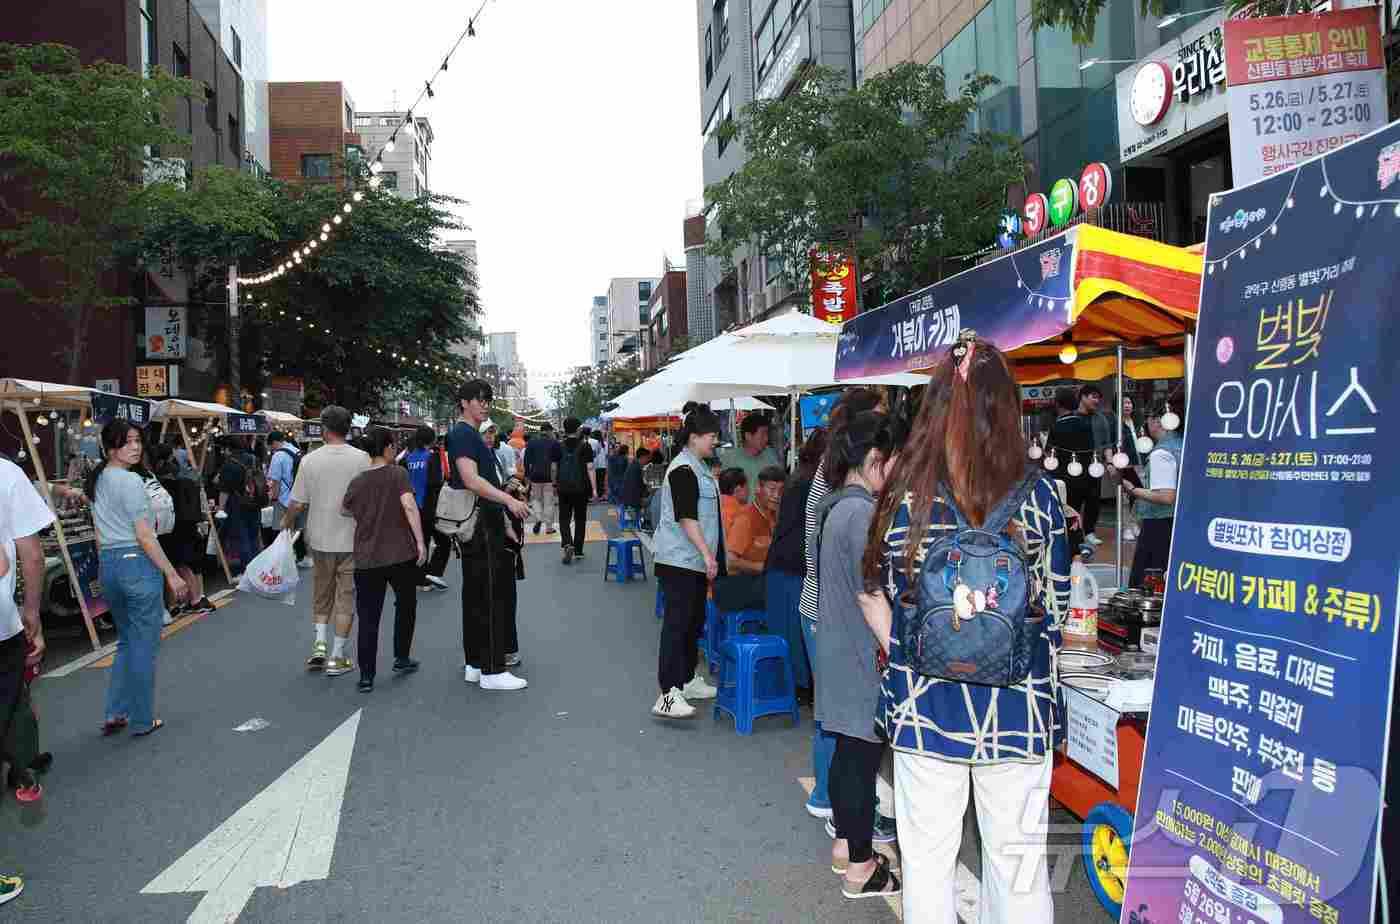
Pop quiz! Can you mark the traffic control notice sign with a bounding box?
[1120,119,1400,924]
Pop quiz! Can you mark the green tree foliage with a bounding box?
[1030,0,1320,45]
[0,43,197,381]
[705,63,1025,309]
[141,166,481,412]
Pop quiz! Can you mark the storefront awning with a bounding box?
[834,225,1202,384]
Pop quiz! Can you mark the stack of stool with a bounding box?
[713,635,799,735]
[706,607,768,679]
[603,538,647,583]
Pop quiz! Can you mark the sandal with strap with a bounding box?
[842,854,902,900]
[132,718,165,737]
[101,717,128,736]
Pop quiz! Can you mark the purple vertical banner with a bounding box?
[1119,122,1400,923]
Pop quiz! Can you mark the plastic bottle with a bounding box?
[1065,558,1100,649]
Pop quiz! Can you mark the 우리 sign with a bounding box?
[1119,120,1400,924]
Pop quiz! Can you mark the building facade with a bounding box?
[193,0,270,174]
[589,295,610,366]
[481,332,530,413]
[438,238,480,368]
[0,0,249,398]
[641,269,690,373]
[353,111,433,199]
[268,81,361,185]
[604,277,659,364]
[693,0,858,344]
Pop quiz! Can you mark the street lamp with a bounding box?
[1157,5,1222,28]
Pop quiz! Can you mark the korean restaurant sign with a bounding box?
[145,306,187,360]
[1224,6,1387,187]
[810,248,857,325]
[1116,13,1229,163]
[1120,120,1400,924]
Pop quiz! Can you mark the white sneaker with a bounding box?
[480,671,528,691]
[463,665,481,684]
[426,574,448,589]
[682,674,717,701]
[652,687,696,719]
[1086,534,1104,546]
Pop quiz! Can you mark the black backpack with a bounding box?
[558,439,590,495]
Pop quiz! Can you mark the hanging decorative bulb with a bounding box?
[1088,460,1105,479]
[384,137,396,153]
[369,175,382,189]
[310,240,318,249]
[1111,451,1130,470]
[1043,453,1060,472]
[1066,458,1083,478]
[342,203,353,213]
[16,450,25,460]
[370,161,384,175]
[1058,343,1078,365]
[353,191,364,202]
[1135,435,1154,454]
[82,418,92,428]
[322,223,331,233]
[1028,443,1043,460]
[1161,410,1180,431]
[31,435,41,445]
[35,415,48,427]
[31,397,40,406]
[55,419,65,430]
[333,215,343,224]
[320,233,328,242]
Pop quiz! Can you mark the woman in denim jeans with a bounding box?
[86,420,188,736]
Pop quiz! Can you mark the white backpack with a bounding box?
[143,475,176,536]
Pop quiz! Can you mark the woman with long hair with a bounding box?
[649,407,724,720]
[862,332,1070,922]
[813,411,901,900]
[86,420,188,737]
[764,427,828,703]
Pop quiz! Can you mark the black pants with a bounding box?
[829,733,885,863]
[461,524,510,674]
[0,633,27,766]
[558,490,589,553]
[1065,475,1102,536]
[421,510,451,580]
[657,566,707,693]
[594,469,606,498]
[502,555,519,656]
[1129,516,1174,589]
[353,559,418,678]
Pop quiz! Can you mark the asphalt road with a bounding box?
[1,507,1113,922]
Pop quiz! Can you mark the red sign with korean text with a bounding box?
[1224,7,1383,87]
[810,248,857,325]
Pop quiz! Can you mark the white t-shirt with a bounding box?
[589,438,605,469]
[289,443,370,554]
[494,444,517,479]
[1148,446,1179,491]
[0,458,56,642]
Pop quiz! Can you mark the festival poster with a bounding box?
[66,538,108,619]
[1119,121,1400,924]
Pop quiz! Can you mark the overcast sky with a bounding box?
[268,0,704,402]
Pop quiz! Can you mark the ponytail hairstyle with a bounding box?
[362,426,397,460]
[678,407,722,452]
[85,419,142,503]
[862,330,1028,591]
[823,411,891,487]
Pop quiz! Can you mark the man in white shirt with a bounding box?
[281,407,369,677]
[0,456,55,908]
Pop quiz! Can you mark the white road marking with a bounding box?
[798,775,981,923]
[142,710,362,922]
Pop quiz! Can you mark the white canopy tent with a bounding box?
[606,313,926,464]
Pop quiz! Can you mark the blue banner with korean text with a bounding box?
[1120,122,1400,923]
[90,393,152,428]
[834,234,1075,379]
[226,412,268,436]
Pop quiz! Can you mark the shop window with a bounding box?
[715,1,730,59]
[705,25,714,84]
[231,27,242,69]
[975,0,1019,136]
[140,0,155,77]
[1035,25,1083,126]
[205,87,218,131]
[942,23,977,97]
[173,44,190,79]
[1083,0,1135,91]
[228,114,239,156]
[301,154,332,179]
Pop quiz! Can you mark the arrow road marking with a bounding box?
[142,710,363,923]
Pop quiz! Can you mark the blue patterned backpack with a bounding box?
[900,469,1045,687]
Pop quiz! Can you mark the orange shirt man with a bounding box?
[727,467,785,575]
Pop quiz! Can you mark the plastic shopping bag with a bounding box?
[238,530,301,606]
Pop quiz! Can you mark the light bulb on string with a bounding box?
[353,191,364,202]
[1043,454,1059,472]
[369,176,382,189]
[1066,458,1083,478]
[322,223,331,233]
[1028,443,1043,460]
[310,241,317,249]
[320,233,328,241]
[55,419,65,430]
[343,203,353,214]
[1161,411,1180,431]
[1058,343,1078,364]
[370,161,383,175]
[384,137,396,153]
[1135,435,1154,454]
[333,215,343,224]
[1088,460,1105,479]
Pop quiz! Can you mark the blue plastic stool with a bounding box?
[704,599,722,673]
[713,635,799,735]
[603,538,647,583]
[617,505,640,530]
[722,608,768,638]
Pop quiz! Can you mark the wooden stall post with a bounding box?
[11,403,100,650]
[175,416,234,585]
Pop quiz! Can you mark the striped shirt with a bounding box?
[877,477,1071,764]
[798,463,829,622]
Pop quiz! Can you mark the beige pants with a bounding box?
[311,550,355,635]
[530,482,557,528]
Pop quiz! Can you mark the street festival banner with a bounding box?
[1224,7,1387,187]
[89,392,152,428]
[834,235,1073,377]
[1120,121,1400,923]
[226,411,268,436]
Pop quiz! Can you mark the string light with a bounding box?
[235,0,495,287]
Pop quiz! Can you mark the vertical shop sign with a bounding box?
[134,365,168,398]
[145,306,187,359]
[1120,121,1400,924]
[1224,7,1387,187]
[810,248,857,324]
